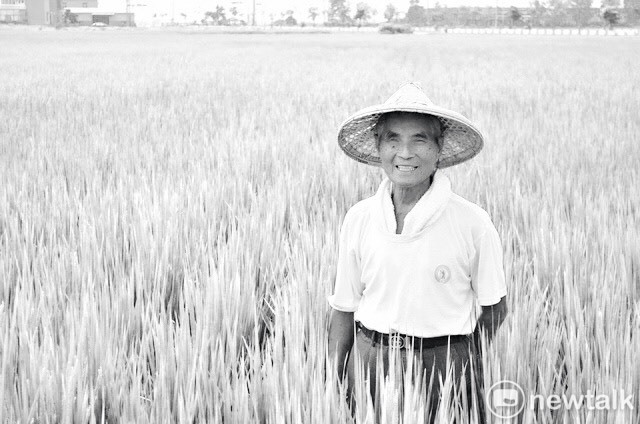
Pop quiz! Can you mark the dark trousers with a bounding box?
[346,327,486,423]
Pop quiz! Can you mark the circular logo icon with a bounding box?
[388,334,405,349]
[486,380,526,419]
[434,265,451,283]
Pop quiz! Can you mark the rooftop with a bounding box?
[66,7,130,15]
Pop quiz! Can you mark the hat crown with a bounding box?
[384,82,434,107]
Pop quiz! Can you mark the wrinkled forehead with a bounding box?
[376,111,443,139]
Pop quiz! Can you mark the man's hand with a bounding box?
[475,295,508,352]
[327,309,355,382]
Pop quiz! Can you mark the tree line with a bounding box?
[201,0,640,28]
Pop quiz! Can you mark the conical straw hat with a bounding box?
[337,83,484,168]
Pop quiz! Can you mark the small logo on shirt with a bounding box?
[435,265,451,283]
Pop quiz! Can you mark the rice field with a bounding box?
[0,29,639,423]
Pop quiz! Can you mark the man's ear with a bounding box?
[435,145,442,167]
[435,137,444,166]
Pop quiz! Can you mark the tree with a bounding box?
[546,0,569,27]
[308,7,319,24]
[406,0,427,26]
[529,1,546,26]
[455,6,467,26]
[600,0,620,27]
[328,0,350,24]
[285,15,297,26]
[602,7,619,28]
[431,2,444,25]
[469,7,482,26]
[285,10,296,25]
[204,6,227,25]
[384,3,396,22]
[510,6,522,27]
[63,9,78,24]
[273,10,297,26]
[570,0,592,28]
[623,0,640,24]
[354,3,372,26]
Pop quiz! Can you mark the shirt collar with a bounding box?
[374,170,452,236]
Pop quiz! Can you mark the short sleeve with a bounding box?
[470,220,507,306]
[327,208,364,312]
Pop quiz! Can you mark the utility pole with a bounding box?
[252,0,256,26]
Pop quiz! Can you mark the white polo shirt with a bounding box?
[327,171,507,338]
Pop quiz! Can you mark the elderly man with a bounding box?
[328,83,507,423]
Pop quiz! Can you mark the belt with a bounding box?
[356,322,470,350]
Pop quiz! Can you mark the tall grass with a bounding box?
[0,30,638,423]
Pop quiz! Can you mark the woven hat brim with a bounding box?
[337,103,484,168]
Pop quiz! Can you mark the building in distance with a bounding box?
[0,0,134,26]
[65,6,134,26]
[0,0,26,23]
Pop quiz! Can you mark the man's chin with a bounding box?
[388,173,431,187]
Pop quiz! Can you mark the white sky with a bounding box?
[100,0,608,22]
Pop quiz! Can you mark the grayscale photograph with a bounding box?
[1,0,638,422]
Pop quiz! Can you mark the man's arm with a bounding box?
[328,309,355,381]
[474,295,508,351]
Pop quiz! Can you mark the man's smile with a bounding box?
[395,165,419,172]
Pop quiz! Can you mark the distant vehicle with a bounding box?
[378,23,414,34]
[92,22,107,27]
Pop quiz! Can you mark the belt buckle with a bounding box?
[388,334,405,349]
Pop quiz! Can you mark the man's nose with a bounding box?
[397,142,414,158]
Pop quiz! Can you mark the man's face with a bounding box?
[376,113,441,189]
